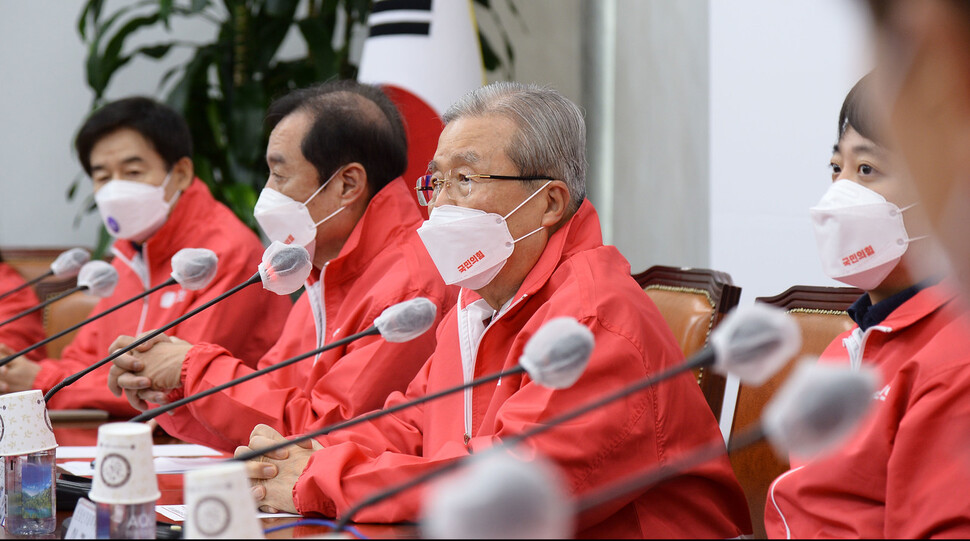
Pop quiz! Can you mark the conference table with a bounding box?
[1,418,418,539]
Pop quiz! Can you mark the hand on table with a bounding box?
[235,424,322,514]
[0,343,41,394]
[107,332,194,411]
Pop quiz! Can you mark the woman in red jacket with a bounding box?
[764,75,970,538]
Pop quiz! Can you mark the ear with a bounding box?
[333,162,370,206]
[171,156,194,191]
[539,180,570,228]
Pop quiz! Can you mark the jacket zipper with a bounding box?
[307,265,327,365]
[842,325,892,371]
[461,292,528,446]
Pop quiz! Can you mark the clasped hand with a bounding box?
[107,332,194,411]
[235,424,321,514]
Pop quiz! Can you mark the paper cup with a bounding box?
[184,462,264,539]
[88,423,160,505]
[0,390,57,456]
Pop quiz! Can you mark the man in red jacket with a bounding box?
[0,97,291,416]
[764,76,970,538]
[237,82,752,538]
[0,259,47,361]
[106,81,456,452]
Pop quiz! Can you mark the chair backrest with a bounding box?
[632,265,742,420]
[1,248,99,359]
[728,285,862,539]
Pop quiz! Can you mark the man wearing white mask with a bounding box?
[0,97,291,416]
[765,75,970,538]
[237,82,751,538]
[107,81,456,452]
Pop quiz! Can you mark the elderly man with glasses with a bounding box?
[239,82,751,538]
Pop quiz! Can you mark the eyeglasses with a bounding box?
[414,172,554,206]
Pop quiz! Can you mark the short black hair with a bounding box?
[838,73,884,146]
[75,97,193,176]
[265,80,408,194]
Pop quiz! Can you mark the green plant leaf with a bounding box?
[102,14,162,72]
[228,82,268,165]
[133,43,174,59]
[159,0,173,27]
[77,0,105,40]
[250,3,301,73]
[166,45,216,113]
[205,99,226,147]
[297,17,337,77]
[265,0,299,18]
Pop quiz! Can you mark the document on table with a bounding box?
[156,504,300,522]
[59,456,225,476]
[56,444,223,459]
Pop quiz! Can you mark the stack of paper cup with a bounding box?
[0,390,57,456]
[184,462,264,539]
[88,423,160,505]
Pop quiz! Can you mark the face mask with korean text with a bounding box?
[810,179,925,290]
[253,168,346,259]
[417,181,552,290]
[94,172,179,242]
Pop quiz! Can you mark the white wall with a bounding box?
[709,0,874,303]
[0,0,99,248]
[611,0,709,272]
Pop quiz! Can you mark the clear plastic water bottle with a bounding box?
[4,449,56,535]
[96,501,156,539]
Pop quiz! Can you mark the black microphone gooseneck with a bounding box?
[231,364,528,463]
[0,278,177,369]
[332,351,714,531]
[130,325,382,422]
[44,272,261,402]
[0,270,54,302]
[0,285,86,329]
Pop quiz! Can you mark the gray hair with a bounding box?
[442,82,587,212]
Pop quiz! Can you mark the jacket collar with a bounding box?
[322,178,424,286]
[876,277,963,333]
[458,199,604,310]
[111,178,213,267]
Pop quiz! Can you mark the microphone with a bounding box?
[330,304,799,530]
[0,248,219,369]
[0,260,118,329]
[231,317,594,463]
[258,241,313,296]
[422,452,573,539]
[43,243,310,403]
[0,248,90,301]
[130,297,440,422]
[574,359,877,516]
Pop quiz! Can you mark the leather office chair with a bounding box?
[727,285,862,539]
[632,265,742,420]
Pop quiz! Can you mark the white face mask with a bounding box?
[810,179,924,290]
[94,173,179,242]
[417,181,552,290]
[253,169,346,258]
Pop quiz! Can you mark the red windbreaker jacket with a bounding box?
[293,200,752,538]
[765,281,970,538]
[0,263,47,359]
[153,178,457,452]
[31,179,291,416]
